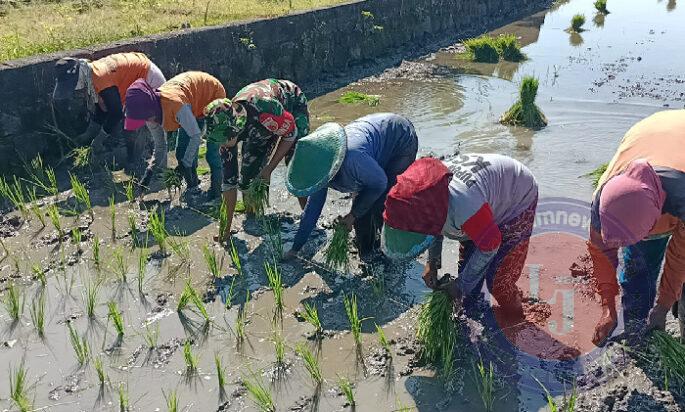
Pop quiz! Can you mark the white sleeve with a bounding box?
[176,104,203,167]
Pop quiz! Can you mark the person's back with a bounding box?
[345,113,417,169]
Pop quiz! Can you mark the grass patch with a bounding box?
[570,14,586,32]
[324,222,350,270]
[338,376,355,407]
[243,371,276,412]
[296,343,323,384]
[338,91,380,106]
[243,178,270,216]
[10,362,31,412]
[586,163,608,188]
[107,301,125,337]
[68,322,90,366]
[500,76,548,129]
[416,291,458,376]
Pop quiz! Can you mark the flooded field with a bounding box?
[1,0,685,411]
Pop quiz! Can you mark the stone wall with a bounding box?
[0,0,550,172]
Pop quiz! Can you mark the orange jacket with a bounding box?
[158,72,226,132]
[90,52,151,104]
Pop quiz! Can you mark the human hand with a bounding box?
[647,303,670,332]
[258,168,272,185]
[339,213,355,231]
[282,249,297,262]
[422,263,439,289]
[592,305,618,347]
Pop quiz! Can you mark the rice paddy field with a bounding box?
[1,0,685,411]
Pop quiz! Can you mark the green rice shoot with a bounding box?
[594,0,609,13]
[376,323,391,354]
[94,356,107,386]
[343,293,363,347]
[215,354,227,389]
[571,14,586,32]
[83,278,100,319]
[0,176,29,218]
[143,324,160,349]
[202,243,222,278]
[261,216,283,260]
[125,180,135,203]
[148,208,168,254]
[70,146,92,169]
[109,195,117,242]
[265,260,284,320]
[137,248,149,294]
[301,302,323,337]
[229,238,243,276]
[463,35,500,63]
[31,264,47,287]
[67,322,90,366]
[27,187,46,227]
[500,76,548,129]
[587,163,608,188]
[243,371,276,412]
[9,362,31,412]
[475,359,495,412]
[338,376,355,407]
[324,222,351,270]
[534,376,577,412]
[183,340,198,374]
[70,173,93,218]
[178,281,210,323]
[416,291,458,375]
[163,168,183,199]
[163,389,179,412]
[272,331,286,366]
[4,282,24,321]
[107,301,125,336]
[92,235,101,270]
[118,383,129,412]
[112,246,128,282]
[243,178,270,216]
[128,213,139,240]
[30,290,46,338]
[339,91,380,106]
[295,342,323,384]
[236,291,251,345]
[651,330,685,389]
[218,199,230,243]
[47,203,64,240]
[495,34,526,62]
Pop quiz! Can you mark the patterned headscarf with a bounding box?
[203,98,247,144]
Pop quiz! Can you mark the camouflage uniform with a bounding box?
[204,79,310,192]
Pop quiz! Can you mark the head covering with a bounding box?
[286,123,347,197]
[381,157,452,259]
[599,160,666,247]
[124,79,162,131]
[203,98,247,144]
[54,58,97,110]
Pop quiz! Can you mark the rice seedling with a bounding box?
[272,331,286,366]
[68,322,90,366]
[229,238,243,276]
[30,291,46,338]
[31,264,47,287]
[416,291,459,374]
[337,376,355,407]
[143,323,160,349]
[4,282,24,321]
[474,359,495,411]
[83,279,100,319]
[163,389,179,412]
[183,340,198,373]
[9,362,31,412]
[534,376,577,412]
[202,243,221,278]
[500,76,548,129]
[137,248,148,294]
[71,227,83,250]
[0,176,29,218]
[177,281,210,323]
[344,293,363,347]
[376,323,391,354]
[243,371,276,412]
[215,354,227,389]
[396,399,413,412]
[324,222,350,270]
[235,291,251,345]
[651,330,685,387]
[46,168,59,198]
[261,216,283,260]
[125,180,135,203]
[570,14,586,32]
[163,168,183,199]
[301,302,323,337]
[218,199,230,243]
[587,162,608,188]
[92,235,102,270]
[47,203,64,240]
[118,382,129,412]
[243,178,270,216]
[94,356,107,386]
[264,260,284,320]
[27,187,46,227]
[338,91,381,106]
[594,0,609,13]
[109,195,117,241]
[463,35,500,63]
[296,342,323,384]
[128,213,139,239]
[70,173,93,218]
[148,208,168,254]
[107,301,125,337]
[112,246,128,282]
[71,146,92,169]
[495,34,525,62]
[225,276,238,309]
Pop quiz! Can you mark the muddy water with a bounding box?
[1,1,685,412]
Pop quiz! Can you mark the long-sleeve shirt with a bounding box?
[291,113,418,252]
[427,154,538,295]
[589,110,685,307]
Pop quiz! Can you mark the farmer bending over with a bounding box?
[53,52,166,170]
[588,110,685,346]
[203,79,309,239]
[284,113,419,261]
[382,155,538,317]
[124,71,226,192]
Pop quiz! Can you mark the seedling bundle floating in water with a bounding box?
[324,222,351,270]
[243,178,269,216]
[500,76,548,129]
[338,91,380,106]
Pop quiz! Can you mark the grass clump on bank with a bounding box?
[339,91,381,107]
[416,291,459,377]
[594,0,609,14]
[462,34,525,63]
[500,76,548,129]
[570,14,586,32]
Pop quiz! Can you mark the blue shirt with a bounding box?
[291,113,417,252]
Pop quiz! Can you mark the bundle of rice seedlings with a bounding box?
[243,371,276,412]
[651,330,685,388]
[416,291,459,375]
[295,342,323,384]
[70,173,93,218]
[500,76,548,129]
[67,322,90,366]
[107,301,125,337]
[9,362,31,412]
[463,35,500,63]
[338,91,381,107]
[324,222,351,270]
[594,0,609,13]
[337,376,355,407]
[243,178,270,217]
[586,163,608,188]
[475,359,495,412]
[495,34,525,62]
[570,14,586,32]
[163,168,182,199]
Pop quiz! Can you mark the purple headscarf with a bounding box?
[124,79,162,130]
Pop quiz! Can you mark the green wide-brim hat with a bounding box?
[381,224,436,260]
[286,122,347,197]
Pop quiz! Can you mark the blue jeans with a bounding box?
[175,119,205,171]
[206,141,223,195]
[619,236,671,325]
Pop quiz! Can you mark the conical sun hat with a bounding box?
[286,123,347,197]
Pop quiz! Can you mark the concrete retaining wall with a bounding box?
[0,0,550,172]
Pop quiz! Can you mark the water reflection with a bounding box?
[593,12,605,28]
[667,0,676,11]
[569,32,584,47]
